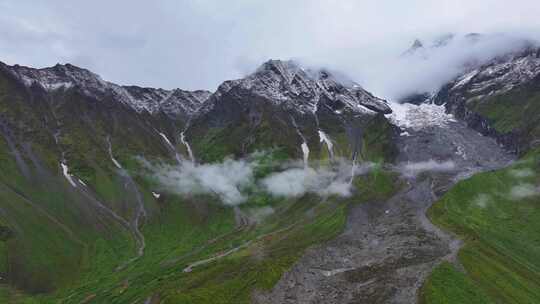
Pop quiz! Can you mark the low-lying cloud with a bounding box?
[262,162,355,198]
[509,168,536,179]
[509,183,540,200]
[473,193,490,208]
[141,158,253,205]
[140,157,362,206]
[361,33,536,100]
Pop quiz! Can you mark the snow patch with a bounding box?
[387,102,456,131]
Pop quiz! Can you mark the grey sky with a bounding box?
[1,0,539,99]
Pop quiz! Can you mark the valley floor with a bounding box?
[255,104,514,303]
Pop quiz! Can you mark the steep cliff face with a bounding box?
[432,46,540,153]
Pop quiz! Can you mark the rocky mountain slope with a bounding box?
[399,34,540,154]
[433,46,540,153]
[186,59,394,163]
[4,62,211,118]
[0,58,398,303]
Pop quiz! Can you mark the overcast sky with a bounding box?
[1,0,540,99]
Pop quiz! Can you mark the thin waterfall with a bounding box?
[107,136,123,169]
[158,131,182,165]
[180,131,195,163]
[60,162,77,187]
[318,129,334,160]
[349,152,358,185]
[290,116,310,169]
[301,142,310,169]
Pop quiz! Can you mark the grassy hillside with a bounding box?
[423,150,540,303]
[4,164,398,303]
[0,66,401,302]
[468,79,540,153]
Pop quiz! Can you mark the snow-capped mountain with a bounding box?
[1,43,539,304]
[185,59,395,162]
[397,33,538,104]
[430,45,540,152]
[401,33,490,59]
[0,61,211,118]
[434,46,540,110]
[198,59,391,118]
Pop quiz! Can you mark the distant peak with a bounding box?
[411,39,424,49]
[432,33,455,47]
[402,39,426,57]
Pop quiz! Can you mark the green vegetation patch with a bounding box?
[420,262,492,304]
[426,151,540,303]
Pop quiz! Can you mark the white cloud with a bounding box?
[0,0,539,95]
[509,168,535,178]
[509,183,540,200]
[473,193,490,208]
[140,157,363,205]
[261,165,353,198]
[144,158,254,205]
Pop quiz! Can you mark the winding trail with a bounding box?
[182,223,297,273]
[254,103,514,304]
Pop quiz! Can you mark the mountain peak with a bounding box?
[254,59,301,85]
[208,59,391,115]
[411,39,424,49]
[402,39,425,57]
